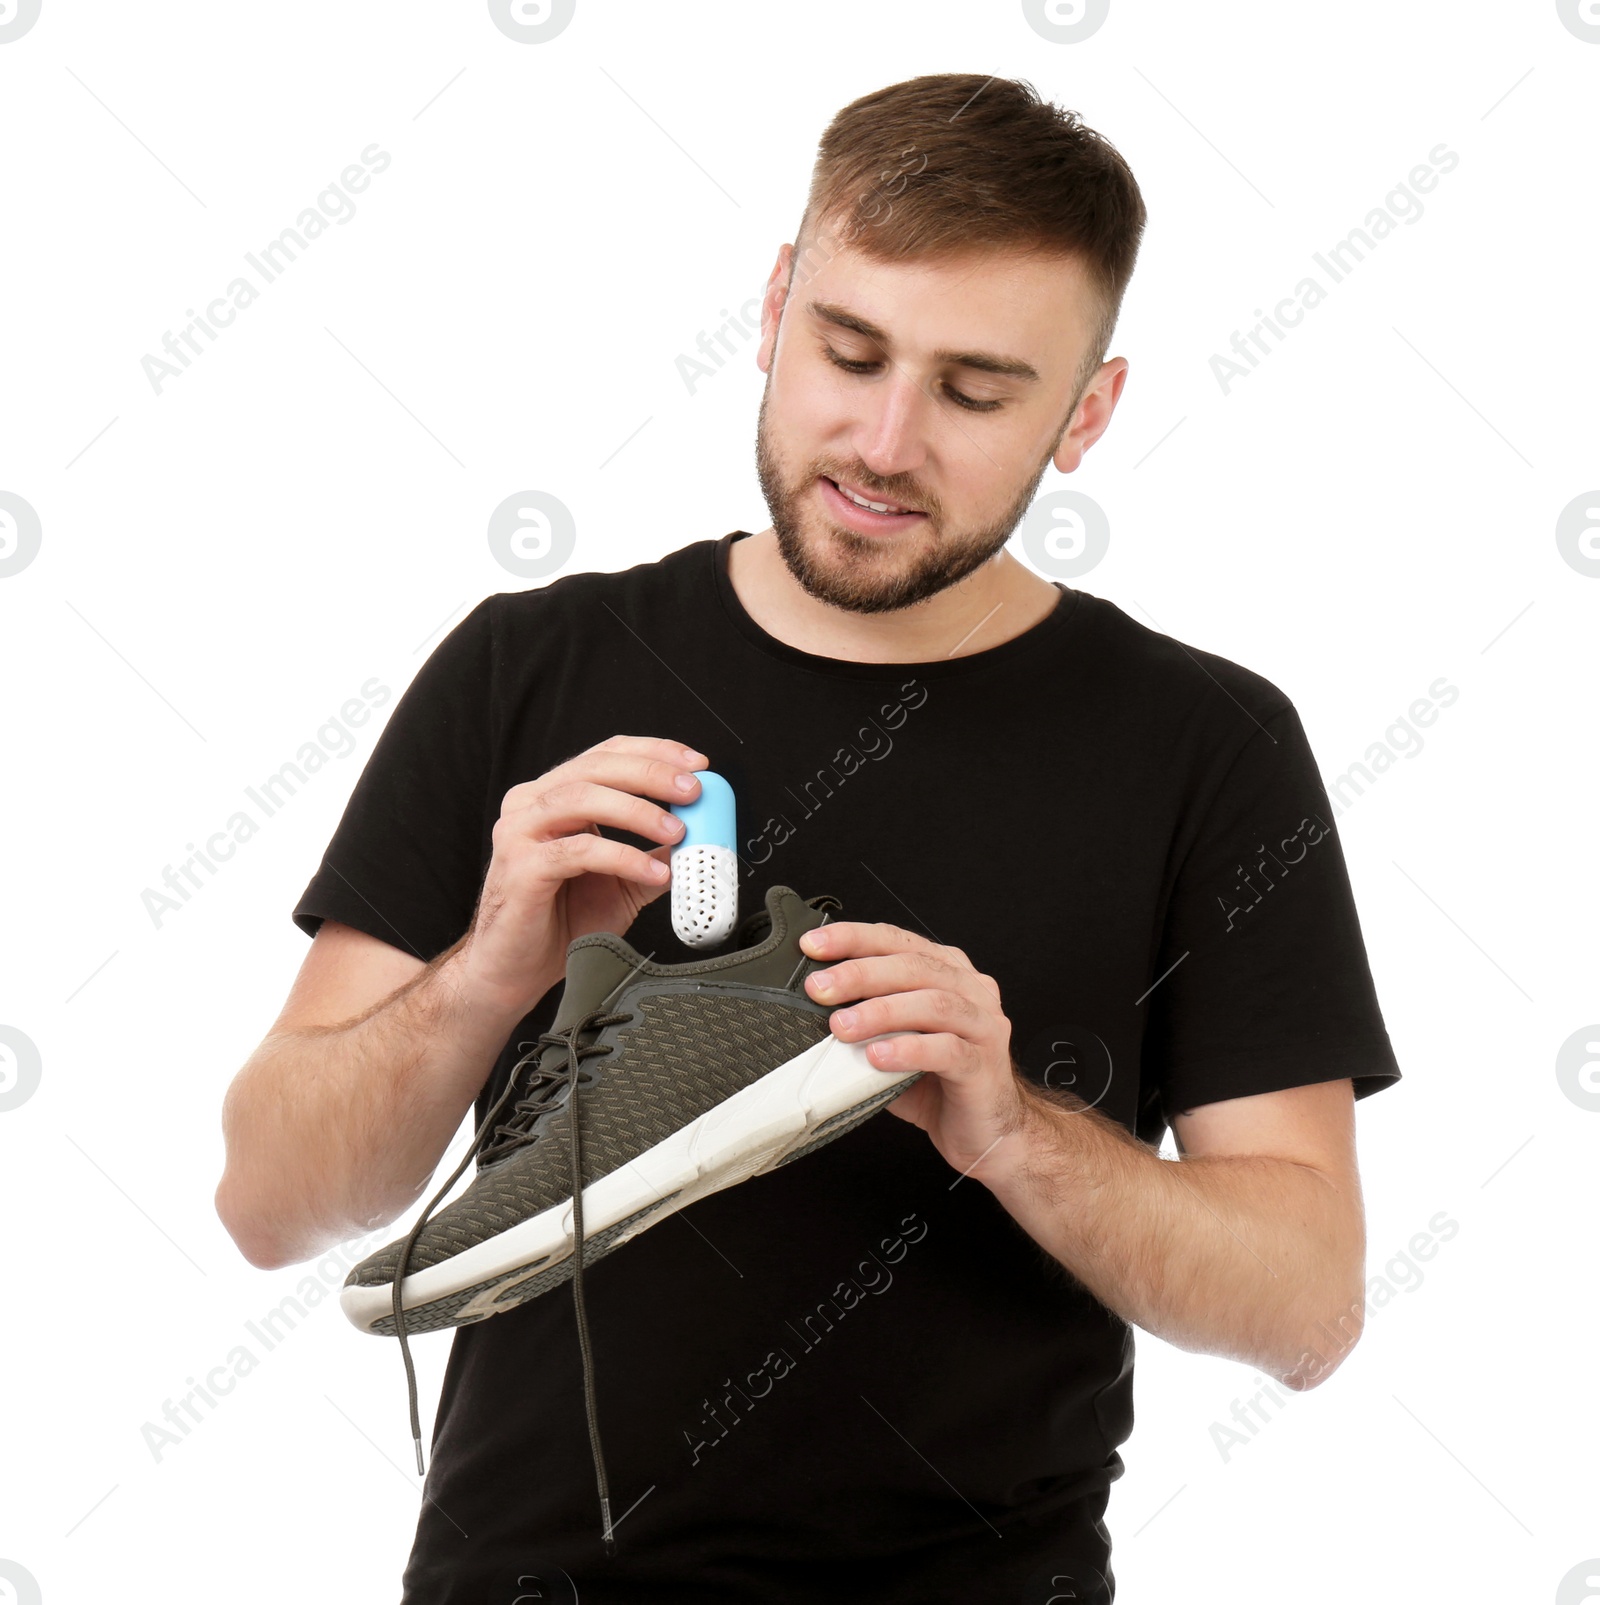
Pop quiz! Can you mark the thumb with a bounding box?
[639,842,675,903]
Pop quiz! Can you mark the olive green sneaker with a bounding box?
[340,885,920,1551]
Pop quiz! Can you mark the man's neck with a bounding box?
[726,528,1062,665]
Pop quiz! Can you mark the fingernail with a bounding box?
[682,748,708,765]
[834,1009,858,1029]
[675,774,697,794]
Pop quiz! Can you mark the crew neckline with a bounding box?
[711,530,1081,681]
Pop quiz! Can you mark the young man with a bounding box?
[216,73,1400,1604]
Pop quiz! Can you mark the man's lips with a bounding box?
[818,475,928,532]
[828,475,921,514]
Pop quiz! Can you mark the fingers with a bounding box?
[493,737,708,865]
[510,778,690,848]
[816,980,987,1036]
[804,948,982,1009]
[802,920,946,961]
[583,734,708,784]
[594,733,708,766]
[505,736,706,817]
[622,844,677,911]
[799,924,924,956]
[518,826,674,892]
[857,1030,980,1079]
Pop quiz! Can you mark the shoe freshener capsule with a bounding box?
[669,768,738,947]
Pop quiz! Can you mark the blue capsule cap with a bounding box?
[672,768,736,848]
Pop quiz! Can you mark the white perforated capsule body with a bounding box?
[670,841,739,947]
[668,769,739,948]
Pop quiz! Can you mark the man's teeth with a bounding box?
[835,480,913,515]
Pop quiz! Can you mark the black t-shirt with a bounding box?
[293,531,1400,1604]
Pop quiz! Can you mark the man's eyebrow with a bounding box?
[806,300,1041,383]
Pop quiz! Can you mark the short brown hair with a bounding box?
[792,73,1147,407]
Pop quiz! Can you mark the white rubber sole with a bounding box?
[341,1029,916,1334]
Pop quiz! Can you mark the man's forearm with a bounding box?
[980,1079,1365,1390]
[218,943,547,1268]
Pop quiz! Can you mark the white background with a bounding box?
[2,2,1596,1602]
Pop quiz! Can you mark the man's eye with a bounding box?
[821,344,1003,413]
[824,346,878,376]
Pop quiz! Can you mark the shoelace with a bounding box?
[392,1005,632,1555]
[389,895,842,1557]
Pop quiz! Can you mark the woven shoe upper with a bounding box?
[347,886,837,1289]
[348,990,829,1284]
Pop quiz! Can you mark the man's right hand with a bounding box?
[214,734,706,1269]
[456,735,707,1015]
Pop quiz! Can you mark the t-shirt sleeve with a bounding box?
[291,597,499,964]
[1142,700,1402,1124]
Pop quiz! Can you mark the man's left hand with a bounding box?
[798,919,1035,1186]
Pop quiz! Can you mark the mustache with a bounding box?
[817,471,932,514]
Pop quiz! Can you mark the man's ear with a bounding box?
[756,246,794,375]
[1052,357,1130,474]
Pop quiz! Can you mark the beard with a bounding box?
[752,372,1066,615]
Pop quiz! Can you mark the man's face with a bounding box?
[753,228,1102,615]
